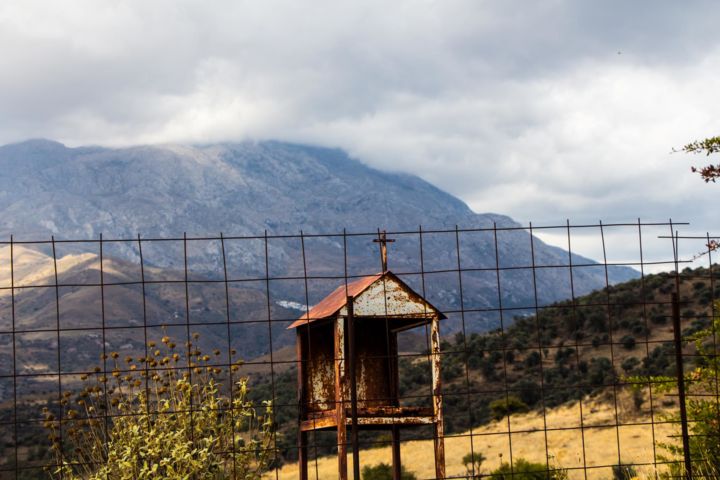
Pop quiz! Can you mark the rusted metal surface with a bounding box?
[302,322,336,412]
[301,415,436,431]
[300,416,337,431]
[351,406,431,416]
[305,406,433,419]
[292,270,446,479]
[296,332,305,413]
[389,332,399,401]
[348,297,360,480]
[335,317,348,480]
[287,274,381,328]
[296,333,308,480]
[391,426,401,480]
[300,319,409,414]
[347,275,438,318]
[373,230,395,272]
[287,271,445,329]
[355,323,392,408]
[349,416,434,426]
[431,314,446,479]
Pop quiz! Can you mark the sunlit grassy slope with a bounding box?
[267,395,677,480]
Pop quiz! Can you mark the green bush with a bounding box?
[361,462,417,480]
[513,379,542,406]
[489,395,529,420]
[44,334,274,480]
[620,334,636,350]
[588,357,615,386]
[661,311,720,478]
[621,357,640,373]
[488,457,568,479]
[630,305,720,478]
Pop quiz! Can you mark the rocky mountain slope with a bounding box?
[0,139,637,325]
[0,245,296,379]
[0,139,478,239]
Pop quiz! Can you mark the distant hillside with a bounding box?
[0,139,636,329]
[0,245,296,388]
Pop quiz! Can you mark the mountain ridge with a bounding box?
[0,139,514,239]
[0,138,637,329]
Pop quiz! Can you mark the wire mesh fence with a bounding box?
[0,220,717,479]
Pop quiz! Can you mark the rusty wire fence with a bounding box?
[0,221,717,480]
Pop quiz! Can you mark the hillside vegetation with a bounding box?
[247,265,715,468]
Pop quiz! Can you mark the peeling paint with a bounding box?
[294,272,447,479]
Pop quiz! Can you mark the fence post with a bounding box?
[347,296,360,480]
[671,292,693,479]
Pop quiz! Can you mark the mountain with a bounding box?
[0,139,476,238]
[0,140,645,473]
[0,139,637,330]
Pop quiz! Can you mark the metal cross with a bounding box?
[373,230,395,272]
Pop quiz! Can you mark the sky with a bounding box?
[0,0,718,268]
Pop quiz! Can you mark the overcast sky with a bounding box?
[1,0,718,267]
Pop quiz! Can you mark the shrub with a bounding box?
[631,322,648,335]
[578,360,588,374]
[621,357,640,373]
[43,334,274,480]
[620,334,636,350]
[641,344,672,375]
[505,350,516,364]
[441,360,463,382]
[489,395,529,420]
[513,379,542,406]
[361,462,417,480]
[488,457,568,479]
[612,462,637,480]
[523,351,541,367]
[462,451,486,478]
[588,357,615,386]
[631,388,645,412]
[554,347,575,365]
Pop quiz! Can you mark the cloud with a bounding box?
[1,0,719,248]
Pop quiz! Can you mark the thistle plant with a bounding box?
[43,333,274,480]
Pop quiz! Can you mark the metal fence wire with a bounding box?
[0,220,717,480]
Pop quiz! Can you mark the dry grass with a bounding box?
[0,245,96,292]
[268,395,678,480]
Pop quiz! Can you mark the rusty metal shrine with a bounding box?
[288,233,447,480]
